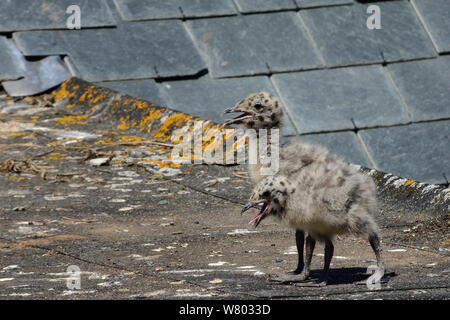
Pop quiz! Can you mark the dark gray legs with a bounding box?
[290,230,305,274]
[368,233,385,282]
[293,237,331,287]
[270,232,385,287]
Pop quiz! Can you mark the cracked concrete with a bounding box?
[0,80,448,300]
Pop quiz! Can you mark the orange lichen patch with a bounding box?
[122,98,149,110]
[28,115,39,122]
[66,103,75,109]
[4,176,26,181]
[138,159,182,168]
[119,135,143,143]
[95,129,118,135]
[79,85,107,104]
[110,96,122,111]
[42,152,67,161]
[117,115,137,130]
[7,132,28,137]
[404,179,415,187]
[202,127,224,152]
[54,115,88,125]
[9,117,24,121]
[153,113,194,140]
[0,235,86,249]
[94,137,115,145]
[233,136,248,151]
[133,100,149,109]
[52,81,76,102]
[139,108,166,131]
[171,128,189,145]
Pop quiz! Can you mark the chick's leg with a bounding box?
[368,233,385,283]
[269,234,315,283]
[294,238,332,287]
[289,230,305,274]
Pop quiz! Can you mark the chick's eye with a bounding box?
[262,190,271,197]
[254,104,263,110]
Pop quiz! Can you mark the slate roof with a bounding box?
[0,0,449,184]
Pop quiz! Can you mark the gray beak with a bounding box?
[222,107,235,116]
[241,201,253,214]
[240,201,262,214]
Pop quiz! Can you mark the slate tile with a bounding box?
[186,13,323,78]
[177,0,237,18]
[234,0,297,13]
[387,57,450,122]
[13,21,205,82]
[272,65,410,134]
[0,37,24,81]
[113,0,236,21]
[0,0,115,32]
[300,1,436,67]
[359,121,450,184]
[295,0,352,8]
[281,117,297,137]
[96,80,165,107]
[113,0,182,20]
[13,31,68,56]
[411,0,450,53]
[300,131,372,168]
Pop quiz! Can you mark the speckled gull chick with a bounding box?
[224,92,385,286]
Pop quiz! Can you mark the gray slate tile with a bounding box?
[387,57,450,122]
[13,31,68,56]
[0,0,115,32]
[187,13,323,78]
[113,0,236,21]
[300,131,373,168]
[359,121,450,184]
[96,80,164,106]
[234,0,297,13]
[295,0,352,8]
[13,21,205,82]
[412,0,450,53]
[300,1,436,67]
[272,65,410,134]
[0,37,24,81]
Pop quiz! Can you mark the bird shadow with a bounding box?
[307,267,397,286]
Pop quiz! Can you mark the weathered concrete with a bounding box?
[0,79,448,299]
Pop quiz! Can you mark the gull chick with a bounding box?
[242,173,385,286]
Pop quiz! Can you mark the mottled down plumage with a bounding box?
[224,91,385,286]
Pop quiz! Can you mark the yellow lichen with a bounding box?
[54,115,88,125]
[153,113,193,140]
[117,116,136,130]
[4,177,26,181]
[7,132,28,137]
[119,135,142,143]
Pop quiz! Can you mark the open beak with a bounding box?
[241,200,269,228]
[222,106,253,126]
[241,200,261,214]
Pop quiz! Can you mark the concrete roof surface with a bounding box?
[0,77,449,300]
[0,1,449,300]
[0,0,448,184]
